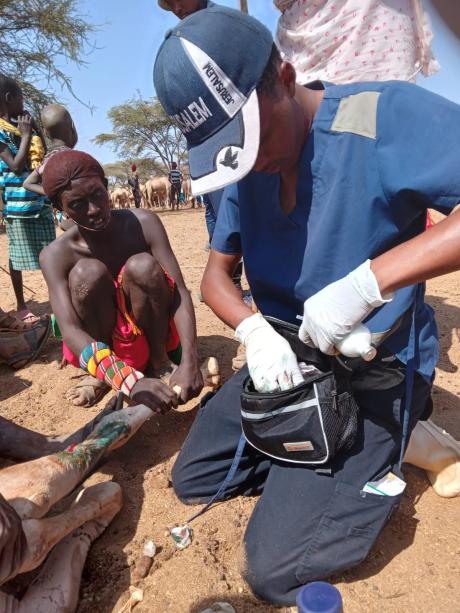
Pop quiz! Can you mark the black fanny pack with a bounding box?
[240,317,360,465]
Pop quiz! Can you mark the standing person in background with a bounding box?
[158,0,213,19]
[0,75,55,324]
[24,103,78,231]
[275,0,439,85]
[127,164,142,209]
[168,161,183,210]
[158,0,250,332]
[158,0,218,232]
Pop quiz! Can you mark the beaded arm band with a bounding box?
[79,341,144,397]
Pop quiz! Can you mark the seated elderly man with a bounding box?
[0,400,153,612]
[40,150,218,410]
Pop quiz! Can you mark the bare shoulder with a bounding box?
[128,208,165,232]
[39,226,79,274]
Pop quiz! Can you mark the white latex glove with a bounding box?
[235,313,304,393]
[298,260,393,355]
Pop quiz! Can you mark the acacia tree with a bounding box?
[0,0,95,112]
[93,97,188,173]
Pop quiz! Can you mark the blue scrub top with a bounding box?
[212,81,460,380]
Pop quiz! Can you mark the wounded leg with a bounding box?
[0,481,122,612]
[0,404,153,520]
[18,481,122,577]
[0,396,122,462]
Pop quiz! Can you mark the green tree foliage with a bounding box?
[94,97,187,171]
[0,0,95,112]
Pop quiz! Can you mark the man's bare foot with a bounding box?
[65,376,110,407]
[152,362,176,381]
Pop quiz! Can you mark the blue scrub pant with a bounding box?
[172,364,432,606]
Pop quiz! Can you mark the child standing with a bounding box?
[24,103,78,231]
[0,75,55,323]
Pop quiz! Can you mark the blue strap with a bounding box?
[186,432,246,524]
[398,284,422,468]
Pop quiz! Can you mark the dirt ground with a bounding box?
[0,208,459,613]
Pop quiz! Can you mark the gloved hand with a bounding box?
[235,313,304,392]
[298,260,393,355]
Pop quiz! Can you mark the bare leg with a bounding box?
[8,261,26,313]
[0,405,153,520]
[0,481,122,613]
[0,396,122,462]
[68,259,116,344]
[123,253,173,375]
[65,259,117,407]
[19,500,120,613]
[0,416,61,462]
[18,481,122,576]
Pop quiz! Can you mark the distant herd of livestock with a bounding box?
[110,176,194,209]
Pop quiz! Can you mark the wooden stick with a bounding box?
[0,265,36,294]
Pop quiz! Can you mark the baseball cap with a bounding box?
[154,5,273,195]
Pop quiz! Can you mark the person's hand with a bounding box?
[169,360,204,403]
[130,377,178,414]
[298,260,393,355]
[235,313,304,393]
[17,114,32,138]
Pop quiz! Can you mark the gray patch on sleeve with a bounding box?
[331,91,381,139]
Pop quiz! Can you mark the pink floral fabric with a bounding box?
[275,0,439,84]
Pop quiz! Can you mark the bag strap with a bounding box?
[398,284,423,468]
[186,432,246,524]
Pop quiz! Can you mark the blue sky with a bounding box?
[57,0,460,164]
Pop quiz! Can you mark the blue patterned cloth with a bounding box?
[0,128,47,218]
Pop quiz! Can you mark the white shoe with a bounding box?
[404,419,460,498]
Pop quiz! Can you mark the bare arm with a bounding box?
[23,169,45,196]
[201,250,253,330]
[0,115,32,173]
[371,208,460,294]
[136,210,202,402]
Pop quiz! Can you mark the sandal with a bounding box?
[0,310,39,333]
[0,317,52,369]
[65,376,110,408]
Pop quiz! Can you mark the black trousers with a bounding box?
[172,365,432,606]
